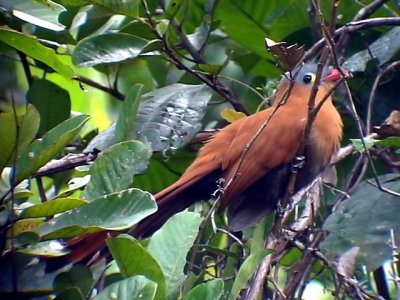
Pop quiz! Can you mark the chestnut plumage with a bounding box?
[56,63,344,266]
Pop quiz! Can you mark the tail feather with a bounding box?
[47,169,222,270]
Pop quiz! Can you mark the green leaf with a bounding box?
[132,84,212,152]
[115,84,143,143]
[85,84,212,152]
[93,275,157,300]
[15,114,90,184]
[0,28,74,79]
[148,211,203,296]
[0,168,33,202]
[107,235,166,300]
[83,141,151,200]
[3,0,66,31]
[184,279,224,300]
[37,188,157,239]
[344,27,400,72]
[54,265,93,298]
[350,137,379,153]
[228,249,273,300]
[321,175,400,271]
[18,240,69,257]
[84,0,139,18]
[27,79,71,136]
[19,198,87,219]
[72,33,148,68]
[0,104,40,174]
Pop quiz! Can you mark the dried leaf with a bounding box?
[375,110,400,138]
[264,38,304,71]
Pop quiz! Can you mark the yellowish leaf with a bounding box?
[220,108,247,123]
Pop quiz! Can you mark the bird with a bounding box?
[56,63,344,266]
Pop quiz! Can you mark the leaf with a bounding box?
[54,265,93,298]
[37,188,157,239]
[132,84,212,152]
[264,38,304,71]
[83,0,139,18]
[107,235,166,300]
[350,137,378,153]
[19,198,87,219]
[321,175,400,271]
[228,249,273,300]
[0,168,32,202]
[93,275,157,300]
[220,108,247,123]
[115,84,143,143]
[3,0,66,31]
[0,28,74,79]
[343,27,400,72]
[27,79,71,136]
[0,105,40,174]
[83,141,151,200]
[18,240,69,257]
[15,115,91,184]
[72,33,148,68]
[148,212,203,296]
[85,84,213,152]
[184,279,224,300]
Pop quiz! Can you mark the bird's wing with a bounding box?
[219,104,307,206]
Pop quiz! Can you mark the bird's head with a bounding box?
[274,63,347,105]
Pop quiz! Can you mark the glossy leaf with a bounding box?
[37,188,157,239]
[228,249,273,300]
[15,115,90,184]
[107,235,166,300]
[72,33,148,67]
[184,279,224,300]
[19,198,87,219]
[83,141,151,200]
[115,84,143,143]
[27,79,71,136]
[93,275,157,300]
[148,211,203,296]
[86,84,212,152]
[3,0,66,31]
[84,0,139,18]
[321,175,400,271]
[0,105,40,174]
[344,27,400,72]
[0,28,74,79]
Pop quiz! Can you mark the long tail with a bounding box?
[47,169,220,270]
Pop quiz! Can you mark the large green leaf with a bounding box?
[148,211,203,297]
[0,28,74,79]
[83,141,151,200]
[19,198,87,219]
[0,104,40,174]
[86,84,213,152]
[228,249,273,300]
[1,0,66,31]
[184,279,224,300]
[37,188,157,239]
[93,275,157,300]
[115,84,143,143]
[321,175,400,271]
[344,27,400,72]
[82,0,139,18]
[27,79,71,136]
[15,114,90,183]
[107,235,166,300]
[72,33,148,67]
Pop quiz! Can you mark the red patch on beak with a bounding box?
[323,69,351,82]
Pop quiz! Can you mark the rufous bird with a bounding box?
[57,63,344,266]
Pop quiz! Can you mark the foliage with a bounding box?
[1,0,400,299]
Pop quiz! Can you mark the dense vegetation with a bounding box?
[1,0,400,299]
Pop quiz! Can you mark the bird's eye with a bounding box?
[302,73,316,84]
